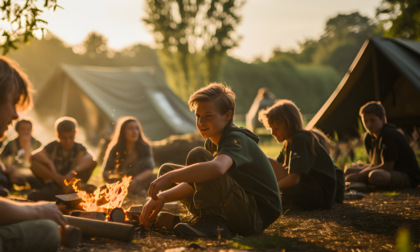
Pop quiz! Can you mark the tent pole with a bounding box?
[60,78,70,116]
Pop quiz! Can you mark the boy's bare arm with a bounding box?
[278,173,300,189]
[31,149,57,173]
[0,197,66,228]
[148,154,233,199]
[73,153,96,173]
[268,157,288,181]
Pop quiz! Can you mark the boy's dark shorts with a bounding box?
[389,170,412,188]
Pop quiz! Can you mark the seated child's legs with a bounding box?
[344,165,364,175]
[283,175,332,210]
[29,159,52,183]
[193,172,264,235]
[370,170,412,188]
[186,147,214,165]
[0,219,60,252]
[368,169,391,187]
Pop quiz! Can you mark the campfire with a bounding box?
[57,176,142,243]
[75,175,131,213]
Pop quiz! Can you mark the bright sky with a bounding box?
[42,0,382,62]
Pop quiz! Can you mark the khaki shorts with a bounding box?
[389,170,412,188]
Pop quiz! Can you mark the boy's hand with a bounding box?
[148,174,173,200]
[140,196,164,228]
[34,202,67,228]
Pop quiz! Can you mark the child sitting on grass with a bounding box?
[259,99,337,210]
[28,117,97,201]
[102,116,155,195]
[140,83,282,239]
[345,101,420,189]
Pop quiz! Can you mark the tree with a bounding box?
[82,31,109,58]
[0,0,61,55]
[143,0,245,100]
[376,0,420,40]
[313,12,378,75]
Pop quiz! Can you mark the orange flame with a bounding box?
[74,176,132,212]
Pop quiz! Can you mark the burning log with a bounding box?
[109,208,125,223]
[56,193,83,214]
[125,205,143,224]
[64,215,135,242]
[70,211,106,221]
[61,225,82,248]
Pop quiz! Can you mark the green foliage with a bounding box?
[82,31,109,58]
[143,0,245,101]
[231,235,285,250]
[222,56,341,115]
[8,33,164,90]
[0,0,61,55]
[312,12,380,75]
[377,0,420,41]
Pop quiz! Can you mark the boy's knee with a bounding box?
[186,147,213,165]
[41,220,61,251]
[368,170,391,186]
[158,164,176,177]
[25,220,60,252]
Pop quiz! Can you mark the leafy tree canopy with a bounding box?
[143,0,245,100]
[376,0,420,40]
[0,0,61,55]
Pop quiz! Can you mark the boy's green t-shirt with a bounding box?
[205,125,282,228]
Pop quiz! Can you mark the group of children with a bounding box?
[1,56,419,251]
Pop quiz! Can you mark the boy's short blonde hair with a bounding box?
[188,83,235,124]
[55,116,78,134]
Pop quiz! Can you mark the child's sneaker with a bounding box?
[346,182,368,192]
[174,215,232,239]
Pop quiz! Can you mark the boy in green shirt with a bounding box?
[140,83,281,238]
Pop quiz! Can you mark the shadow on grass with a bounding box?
[282,195,420,244]
[231,234,335,251]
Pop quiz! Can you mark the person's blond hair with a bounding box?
[259,99,320,159]
[259,99,304,137]
[188,83,235,125]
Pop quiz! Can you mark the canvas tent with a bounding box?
[34,65,197,144]
[307,37,420,139]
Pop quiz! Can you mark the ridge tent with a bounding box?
[34,65,197,144]
[307,37,420,139]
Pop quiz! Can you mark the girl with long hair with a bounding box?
[102,116,155,195]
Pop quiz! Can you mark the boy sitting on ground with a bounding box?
[1,119,42,189]
[28,116,97,201]
[140,83,282,239]
[345,101,420,190]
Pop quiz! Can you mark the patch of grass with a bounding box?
[381,191,401,196]
[259,142,281,158]
[231,235,285,250]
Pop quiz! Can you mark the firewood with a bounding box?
[109,208,125,223]
[70,211,106,221]
[64,215,135,242]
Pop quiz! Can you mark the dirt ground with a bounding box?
[57,187,420,252]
